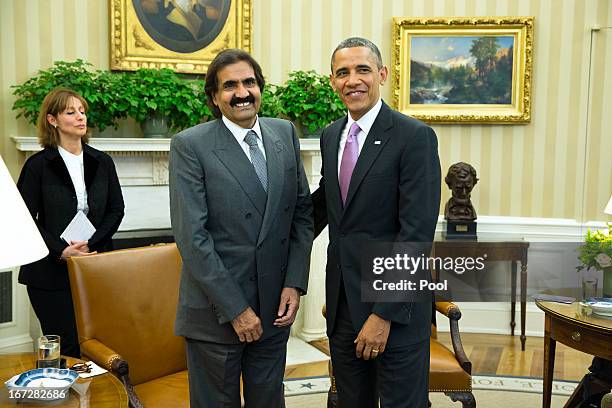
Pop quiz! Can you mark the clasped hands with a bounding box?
[354,313,391,360]
[60,240,97,260]
[231,287,299,343]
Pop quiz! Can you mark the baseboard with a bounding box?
[0,334,34,353]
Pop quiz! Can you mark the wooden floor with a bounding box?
[286,333,594,382]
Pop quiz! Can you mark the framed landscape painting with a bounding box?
[110,0,252,74]
[392,17,534,124]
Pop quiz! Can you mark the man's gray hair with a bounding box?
[331,37,383,71]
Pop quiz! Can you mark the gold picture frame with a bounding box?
[392,17,534,124]
[110,0,252,74]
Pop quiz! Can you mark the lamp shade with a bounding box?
[605,194,612,215]
[0,154,48,269]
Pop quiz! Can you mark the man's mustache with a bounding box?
[230,94,255,107]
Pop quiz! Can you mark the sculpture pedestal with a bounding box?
[444,220,477,240]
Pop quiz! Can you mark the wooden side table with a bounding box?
[0,353,128,407]
[536,301,612,408]
[434,239,529,350]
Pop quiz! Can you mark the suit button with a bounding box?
[249,275,257,281]
[245,212,252,219]
[281,238,287,244]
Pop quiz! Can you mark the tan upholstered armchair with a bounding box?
[325,301,475,408]
[67,244,189,408]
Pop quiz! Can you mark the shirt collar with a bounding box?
[222,115,262,142]
[346,99,382,135]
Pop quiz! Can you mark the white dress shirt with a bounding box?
[222,115,266,161]
[58,145,89,214]
[337,99,383,176]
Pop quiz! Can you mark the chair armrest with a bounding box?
[80,339,144,408]
[80,339,122,371]
[435,301,461,320]
[434,302,472,374]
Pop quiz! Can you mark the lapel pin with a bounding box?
[374,140,381,145]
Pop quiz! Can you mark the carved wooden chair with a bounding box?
[67,244,189,408]
[324,301,475,408]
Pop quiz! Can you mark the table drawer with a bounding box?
[551,318,612,359]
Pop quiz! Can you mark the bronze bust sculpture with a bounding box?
[444,162,478,222]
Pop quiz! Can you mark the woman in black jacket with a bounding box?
[17,88,124,357]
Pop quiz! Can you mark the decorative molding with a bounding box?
[152,156,169,185]
[13,136,322,153]
[12,137,171,152]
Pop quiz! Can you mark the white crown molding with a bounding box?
[12,136,322,153]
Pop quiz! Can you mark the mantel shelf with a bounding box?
[12,136,321,153]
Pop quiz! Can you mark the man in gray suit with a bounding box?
[169,49,313,407]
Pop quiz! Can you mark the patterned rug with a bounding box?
[284,374,577,397]
[284,374,577,407]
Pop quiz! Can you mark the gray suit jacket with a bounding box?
[169,117,313,344]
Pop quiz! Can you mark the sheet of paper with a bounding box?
[60,211,96,243]
[77,361,108,379]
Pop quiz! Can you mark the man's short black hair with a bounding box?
[331,37,383,72]
[205,49,266,118]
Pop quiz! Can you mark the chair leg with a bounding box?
[327,387,338,408]
[446,391,476,408]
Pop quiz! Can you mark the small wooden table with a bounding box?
[536,301,612,408]
[0,353,128,407]
[434,238,529,350]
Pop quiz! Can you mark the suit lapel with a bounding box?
[325,118,347,217]
[83,144,100,191]
[342,102,393,213]
[212,121,267,216]
[45,147,76,195]
[257,119,285,245]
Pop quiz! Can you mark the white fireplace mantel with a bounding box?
[12,136,323,230]
[12,136,322,153]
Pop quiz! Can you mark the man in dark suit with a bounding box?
[169,49,313,407]
[312,37,441,408]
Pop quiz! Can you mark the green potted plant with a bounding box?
[119,68,211,138]
[277,70,345,138]
[259,84,282,119]
[576,224,612,297]
[12,60,127,132]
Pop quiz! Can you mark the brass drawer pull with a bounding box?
[571,331,581,342]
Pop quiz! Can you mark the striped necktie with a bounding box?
[244,130,268,193]
[338,122,361,205]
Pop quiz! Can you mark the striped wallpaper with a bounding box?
[1,0,610,222]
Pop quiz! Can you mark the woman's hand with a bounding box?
[60,241,97,260]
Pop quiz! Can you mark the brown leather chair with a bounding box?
[325,301,475,408]
[67,243,188,408]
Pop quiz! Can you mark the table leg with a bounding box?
[520,260,527,351]
[543,316,556,408]
[511,261,517,336]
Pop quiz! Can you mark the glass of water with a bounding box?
[37,335,61,369]
[581,277,599,301]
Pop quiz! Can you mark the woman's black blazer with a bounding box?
[17,144,125,290]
